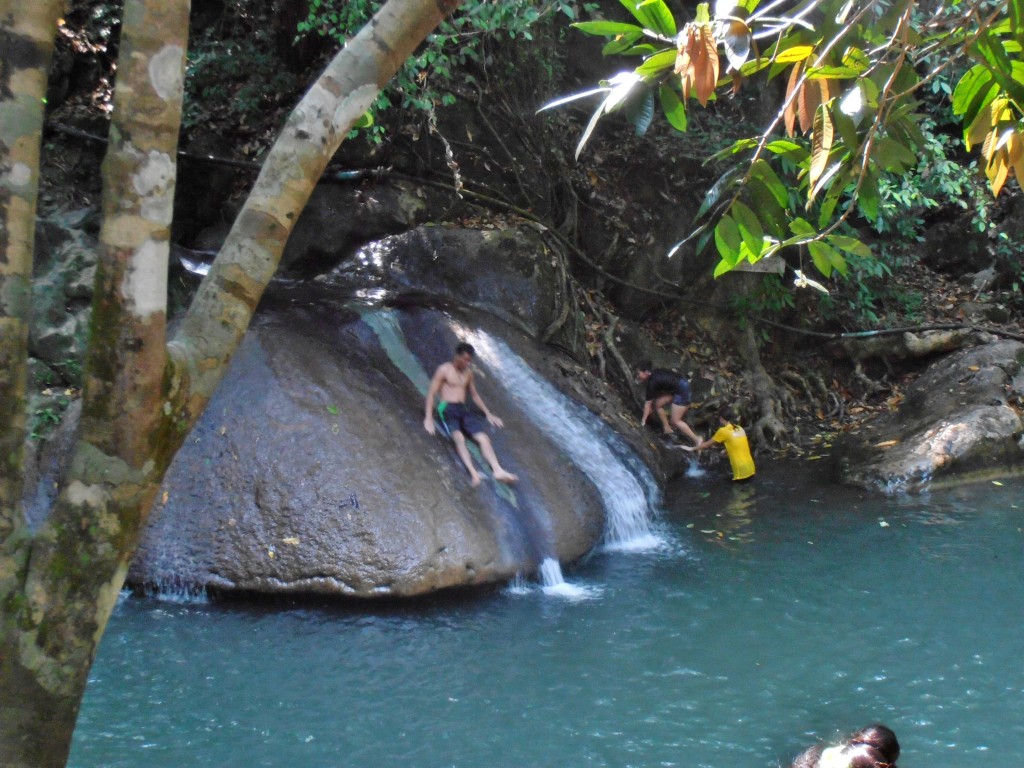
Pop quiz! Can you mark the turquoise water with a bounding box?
[70,466,1024,767]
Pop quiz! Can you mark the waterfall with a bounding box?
[465,330,663,551]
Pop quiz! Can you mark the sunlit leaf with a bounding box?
[708,137,758,161]
[764,139,809,162]
[808,104,834,193]
[697,165,744,219]
[722,19,751,72]
[807,240,836,277]
[789,217,816,237]
[572,21,645,37]
[987,144,1011,195]
[620,0,677,37]
[828,234,872,259]
[775,44,815,63]
[637,49,679,78]
[731,199,764,256]
[537,85,612,113]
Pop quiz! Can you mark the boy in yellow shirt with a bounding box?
[697,406,755,481]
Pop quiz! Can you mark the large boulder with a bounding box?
[323,223,565,339]
[126,298,653,597]
[833,340,1024,492]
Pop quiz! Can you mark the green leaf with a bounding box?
[619,0,677,37]
[731,200,765,256]
[635,49,678,78]
[807,240,835,277]
[620,44,661,56]
[789,217,816,237]
[602,31,645,55]
[708,137,758,162]
[629,90,657,135]
[831,109,859,153]
[353,111,374,129]
[814,241,847,276]
[750,159,790,208]
[857,168,880,223]
[764,139,810,162]
[872,136,917,173]
[659,85,688,132]
[572,20,645,37]
[952,65,998,130]
[746,178,787,238]
[714,214,744,262]
[828,233,872,260]
[805,64,863,80]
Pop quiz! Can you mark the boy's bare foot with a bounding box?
[470,473,482,487]
[493,470,518,484]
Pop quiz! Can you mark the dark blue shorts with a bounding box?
[437,402,486,437]
[672,379,692,407]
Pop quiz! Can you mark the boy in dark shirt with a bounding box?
[636,360,702,448]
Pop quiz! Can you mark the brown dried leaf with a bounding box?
[693,26,720,107]
[784,62,802,137]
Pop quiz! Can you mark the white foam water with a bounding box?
[465,331,664,550]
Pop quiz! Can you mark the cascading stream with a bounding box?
[464,330,663,550]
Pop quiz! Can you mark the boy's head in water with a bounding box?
[791,724,899,768]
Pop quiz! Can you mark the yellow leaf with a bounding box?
[967,365,980,371]
[282,537,300,546]
[874,439,898,448]
[988,149,1010,196]
[775,45,815,63]
[993,480,1004,486]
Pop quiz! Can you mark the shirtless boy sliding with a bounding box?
[424,342,518,486]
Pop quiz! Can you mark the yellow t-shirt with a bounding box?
[712,422,755,481]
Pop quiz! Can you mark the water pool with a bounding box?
[70,465,1024,767]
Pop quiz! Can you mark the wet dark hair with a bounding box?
[718,405,736,423]
[848,724,899,764]
[637,360,653,373]
[455,342,475,357]
[789,725,899,768]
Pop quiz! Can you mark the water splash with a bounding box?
[138,579,209,605]
[465,331,664,550]
[685,455,707,479]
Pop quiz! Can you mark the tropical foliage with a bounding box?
[544,0,1024,281]
[300,0,594,141]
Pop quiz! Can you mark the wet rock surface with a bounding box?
[833,340,1024,492]
[127,298,618,597]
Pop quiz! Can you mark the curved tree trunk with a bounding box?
[0,1,461,766]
